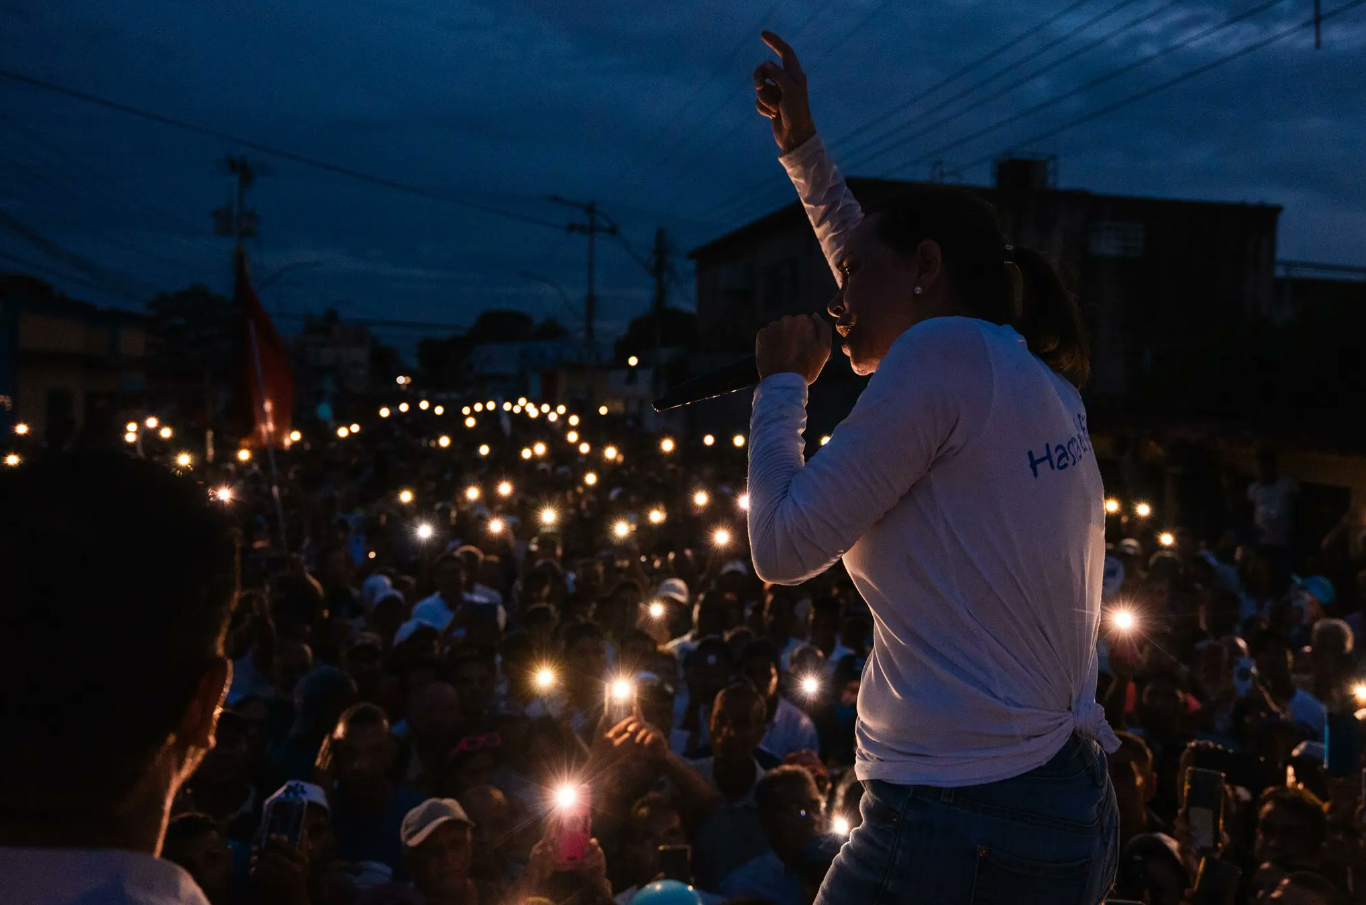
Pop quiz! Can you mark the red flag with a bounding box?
[235,248,294,448]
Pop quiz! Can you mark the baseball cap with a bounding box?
[657,577,690,605]
[1294,574,1336,606]
[1117,538,1143,557]
[263,780,330,814]
[720,559,749,577]
[401,798,475,848]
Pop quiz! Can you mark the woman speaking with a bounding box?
[745,32,1120,905]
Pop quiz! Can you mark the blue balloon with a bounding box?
[631,880,702,905]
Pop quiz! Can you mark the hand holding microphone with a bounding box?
[757,313,832,384]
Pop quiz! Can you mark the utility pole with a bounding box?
[546,196,618,392]
[214,155,260,252]
[649,227,669,398]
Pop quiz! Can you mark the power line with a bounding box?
[803,0,901,66]
[846,0,1181,173]
[0,66,566,232]
[698,0,1100,222]
[883,0,1313,178]
[950,0,1366,175]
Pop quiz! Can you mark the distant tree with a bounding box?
[614,307,697,361]
[531,317,569,341]
[467,309,534,344]
[416,335,465,390]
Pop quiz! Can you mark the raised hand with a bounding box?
[756,313,831,384]
[754,31,816,154]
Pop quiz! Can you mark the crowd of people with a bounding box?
[2,396,1365,905]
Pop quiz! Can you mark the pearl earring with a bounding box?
[913,285,923,296]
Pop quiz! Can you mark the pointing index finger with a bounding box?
[761,30,804,81]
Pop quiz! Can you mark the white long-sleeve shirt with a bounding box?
[747,134,1118,787]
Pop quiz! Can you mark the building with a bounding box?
[291,310,376,417]
[689,158,1280,404]
[0,273,146,446]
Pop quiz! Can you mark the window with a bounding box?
[1089,221,1145,258]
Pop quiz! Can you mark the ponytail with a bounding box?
[1012,247,1090,388]
[871,186,1091,389]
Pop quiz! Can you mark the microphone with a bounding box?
[652,355,758,412]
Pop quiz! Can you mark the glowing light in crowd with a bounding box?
[693,490,709,508]
[289,430,302,443]
[527,406,539,419]
[473,402,483,413]
[535,667,557,690]
[399,402,410,413]
[732,434,746,448]
[395,375,409,385]
[488,518,505,534]
[540,403,550,414]
[503,402,512,411]
[349,423,360,434]
[660,437,675,454]
[1353,683,1366,704]
[568,414,579,426]
[126,421,138,433]
[611,677,634,701]
[497,481,513,497]
[547,412,559,422]
[648,601,666,619]
[533,442,547,457]
[419,400,430,411]
[598,405,608,416]
[627,355,639,367]
[478,444,491,457]
[567,431,579,444]
[712,528,731,547]
[556,405,566,415]
[738,493,750,511]
[521,447,532,460]
[513,406,523,414]
[213,486,234,503]
[415,522,435,541]
[1104,498,1121,514]
[540,507,557,526]
[145,417,159,429]
[379,407,391,418]
[584,472,598,486]
[613,520,632,539]
[465,416,477,428]
[434,405,444,416]
[462,406,472,416]
[465,486,481,502]
[555,785,579,810]
[820,436,831,446]
[368,551,376,560]
[13,423,29,436]
[4,453,20,467]
[800,675,822,697]
[578,442,591,455]
[648,508,666,525]
[175,452,193,468]
[399,489,415,504]
[604,445,618,461]
[1112,609,1137,632]
[336,427,350,439]
[518,397,527,407]
[832,815,851,836]
[1135,502,1152,518]
[124,432,138,444]
[1159,532,1175,547]
[438,435,451,448]
[486,400,495,410]
[237,448,252,462]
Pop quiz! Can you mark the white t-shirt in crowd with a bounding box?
[761,696,820,758]
[411,591,507,635]
[748,134,1115,789]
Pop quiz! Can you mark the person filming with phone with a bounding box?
[745,30,1119,904]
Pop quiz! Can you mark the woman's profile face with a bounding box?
[827,215,918,376]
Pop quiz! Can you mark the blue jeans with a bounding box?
[815,735,1119,905]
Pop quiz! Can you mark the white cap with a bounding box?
[394,618,439,646]
[720,559,749,577]
[401,797,475,848]
[361,574,393,609]
[657,577,690,605]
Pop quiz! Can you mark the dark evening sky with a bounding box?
[2,0,1363,354]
